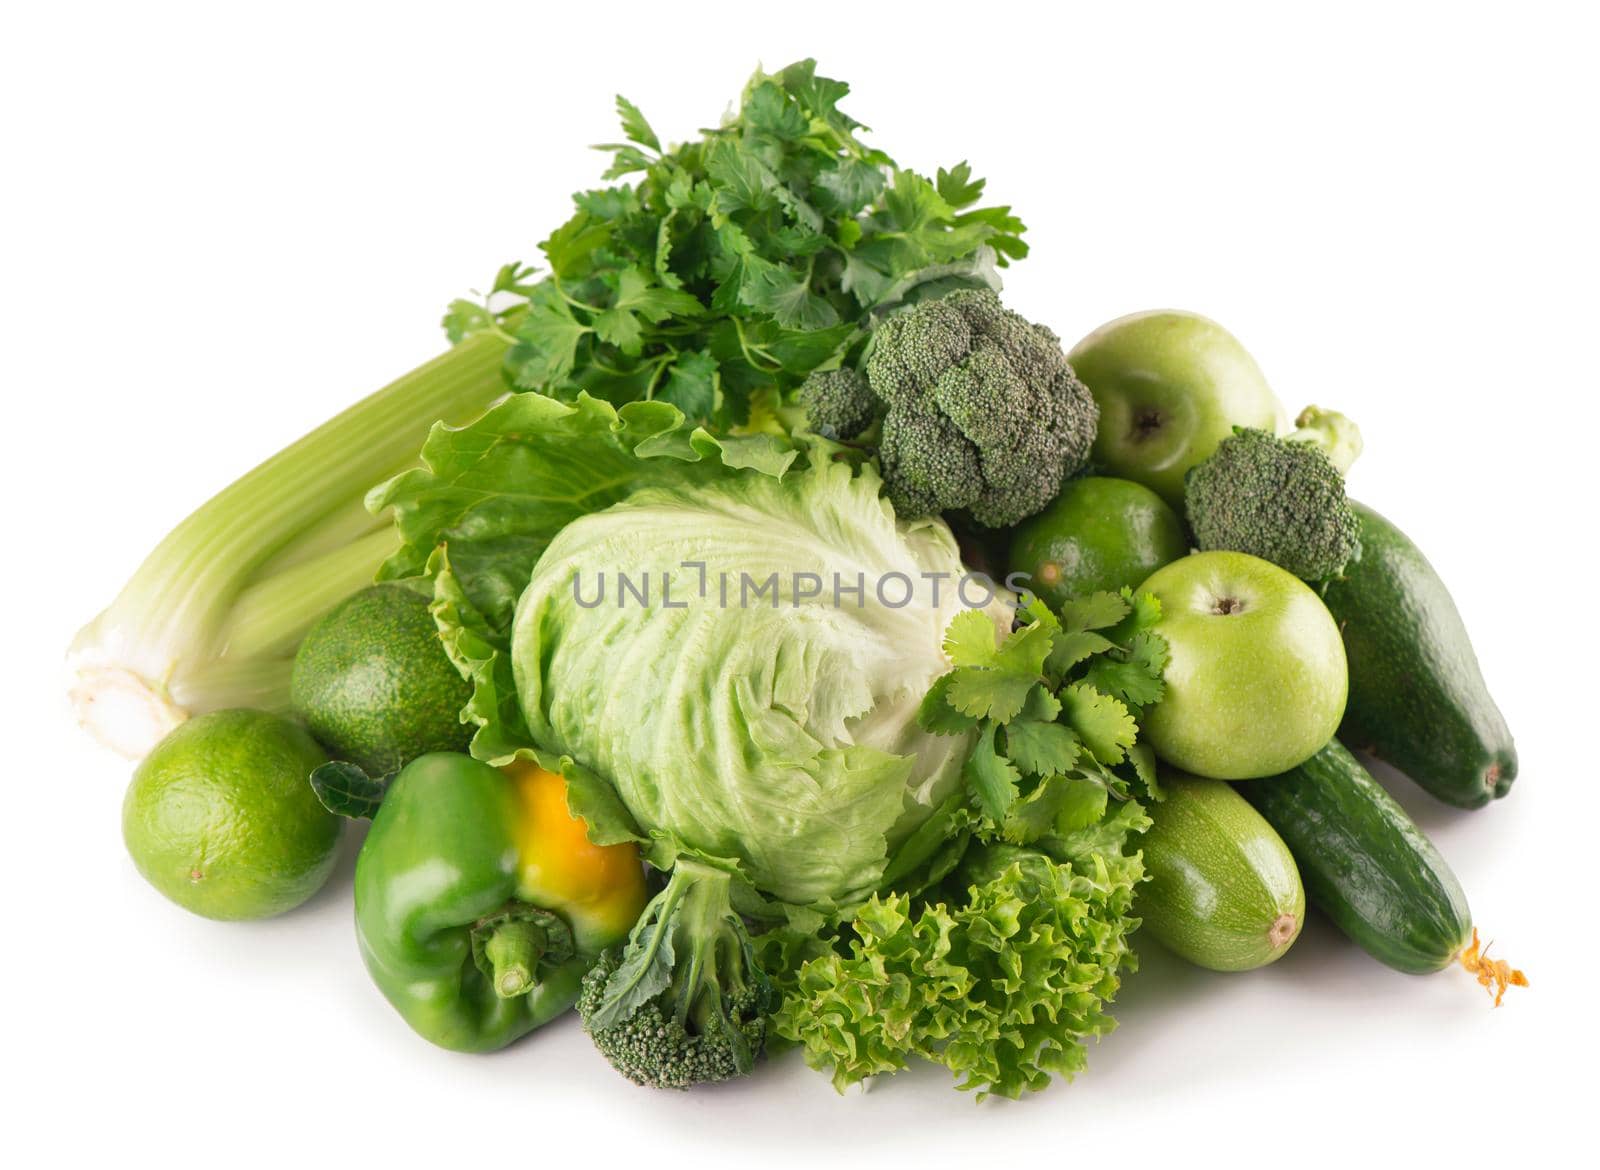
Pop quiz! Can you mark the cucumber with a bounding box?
[1138,775,1304,971]
[1240,740,1472,973]
[1321,502,1515,808]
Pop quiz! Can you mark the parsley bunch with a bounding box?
[445,60,1026,430]
[920,588,1170,842]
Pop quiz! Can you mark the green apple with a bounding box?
[1068,310,1281,508]
[1140,551,1347,780]
[1007,476,1188,610]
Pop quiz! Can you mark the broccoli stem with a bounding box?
[671,862,740,1030]
[1289,405,1363,475]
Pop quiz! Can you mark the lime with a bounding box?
[291,584,472,776]
[123,709,339,921]
[1008,476,1188,610]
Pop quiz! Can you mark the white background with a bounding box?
[5,2,1596,1166]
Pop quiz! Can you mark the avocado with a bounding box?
[1320,502,1516,809]
[291,584,473,775]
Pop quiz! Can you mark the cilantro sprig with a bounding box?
[444,60,1026,430]
[919,588,1169,842]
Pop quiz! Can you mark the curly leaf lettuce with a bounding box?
[773,806,1148,1099]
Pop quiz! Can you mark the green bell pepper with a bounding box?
[354,753,647,1052]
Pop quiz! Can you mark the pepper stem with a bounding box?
[484,918,546,998]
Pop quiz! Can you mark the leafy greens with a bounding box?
[445,60,1026,431]
[372,390,1169,1096]
[365,61,1165,1100]
[922,587,1168,842]
[765,589,1167,1097]
[773,830,1147,1100]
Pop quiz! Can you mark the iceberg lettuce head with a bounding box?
[511,458,1004,905]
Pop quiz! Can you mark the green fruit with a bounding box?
[1242,740,1472,973]
[1320,503,1516,808]
[1068,310,1281,508]
[1138,774,1303,971]
[123,709,339,920]
[291,584,473,775]
[1007,476,1187,609]
[1139,551,1347,780]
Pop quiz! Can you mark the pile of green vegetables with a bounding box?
[78,62,1526,1102]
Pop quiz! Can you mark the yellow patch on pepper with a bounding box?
[503,759,648,952]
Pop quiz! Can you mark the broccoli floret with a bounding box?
[577,860,775,1090]
[864,288,1098,528]
[795,367,876,440]
[1185,405,1364,582]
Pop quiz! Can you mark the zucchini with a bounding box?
[1240,740,1471,973]
[1321,502,1516,808]
[1138,774,1304,971]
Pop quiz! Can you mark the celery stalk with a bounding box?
[68,331,511,757]
[251,493,390,579]
[218,527,402,663]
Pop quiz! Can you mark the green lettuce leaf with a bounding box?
[371,391,794,631]
[368,391,794,762]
